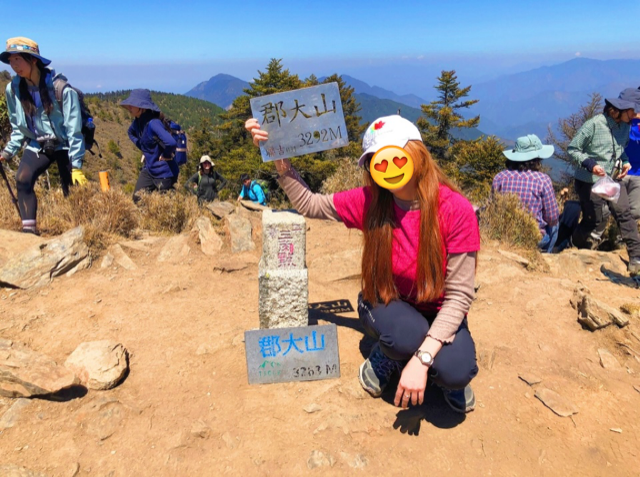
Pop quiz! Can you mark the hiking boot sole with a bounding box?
[358,360,383,398]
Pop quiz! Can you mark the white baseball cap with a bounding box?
[200,155,214,166]
[358,115,422,167]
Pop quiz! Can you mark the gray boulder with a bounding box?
[0,338,79,398]
[65,341,129,390]
[194,216,223,256]
[206,200,235,219]
[226,214,255,253]
[0,227,90,289]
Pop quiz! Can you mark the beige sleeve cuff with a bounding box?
[427,252,476,344]
[277,168,341,221]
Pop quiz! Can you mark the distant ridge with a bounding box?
[185,73,249,110]
[472,57,640,139]
[333,75,427,110]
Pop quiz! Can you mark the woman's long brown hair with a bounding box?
[361,140,459,305]
[17,54,54,117]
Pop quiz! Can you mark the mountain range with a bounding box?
[184,74,484,141]
[185,57,640,143]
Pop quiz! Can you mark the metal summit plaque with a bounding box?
[250,82,348,162]
[244,324,340,385]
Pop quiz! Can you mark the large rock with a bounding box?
[157,234,191,263]
[108,244,137,271]
[571,290,629,330]
[239,200,269,212]
[194,216,223,256]
[65,341,129,390]
[0,339,79,398]
[226,214,255,253]
[206,200,235,219]
[0,227,90,289]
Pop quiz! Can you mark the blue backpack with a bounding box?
[169,121,187,166]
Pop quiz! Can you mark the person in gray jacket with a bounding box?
[569,87,640,276]
[0,37,85,234]
[184,155,227,203]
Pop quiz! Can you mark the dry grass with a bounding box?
[136,190,201,235]
[0,173,204,252]
[620,302,640,317]
[321,157,363,194]
[479,193,541,250]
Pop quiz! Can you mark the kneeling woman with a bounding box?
[0,37,84,234]
[246,115,479,413]
[120,89,178,202]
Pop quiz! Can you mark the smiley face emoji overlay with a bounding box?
[369,145,414,190]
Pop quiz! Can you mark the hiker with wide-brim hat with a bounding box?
[184,155,227,204]
[0,37,85,234]
[246,115,480,414]
[492,134,560,253]
[120,89,178,202]
[568,87,640,276]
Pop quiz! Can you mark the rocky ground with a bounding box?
[1,208,640,476]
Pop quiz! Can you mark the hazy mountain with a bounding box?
[471,58,640,139]
[185,73,249,110]
[338,75,427,110]
[355,93,484,142]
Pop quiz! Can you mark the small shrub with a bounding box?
[137,189,201,234]
[37,183,139,252]
[479,193,541,250]
[321,157,363,194]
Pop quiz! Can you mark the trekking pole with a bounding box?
[0,163,21,218]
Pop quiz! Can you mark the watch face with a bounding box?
[420,352,432,365]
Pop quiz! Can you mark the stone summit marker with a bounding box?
[258,209,308,329]
[246,209,341,385]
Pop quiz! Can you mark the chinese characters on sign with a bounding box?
[245,324,340,384]
[250,83,349,162]
[276,224,303,269]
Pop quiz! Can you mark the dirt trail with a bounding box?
[1,217,639,476]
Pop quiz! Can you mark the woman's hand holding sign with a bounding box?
[245,118,291,175]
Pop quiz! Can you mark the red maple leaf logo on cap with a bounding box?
[374,121,385,130]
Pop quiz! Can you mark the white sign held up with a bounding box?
[250,82,349,162]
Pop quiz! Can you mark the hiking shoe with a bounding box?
[629,257,640,276]
[358,343,402,398]
[442,385,476,413]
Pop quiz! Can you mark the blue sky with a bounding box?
[2,1,638,96]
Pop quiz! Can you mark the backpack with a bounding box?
[169,121,187,166]
[253,179,271,203]
[53,78,101,157]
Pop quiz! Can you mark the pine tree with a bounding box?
[417,70,479,159]
[547,92,602,163]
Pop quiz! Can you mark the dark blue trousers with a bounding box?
[358,294,478,390]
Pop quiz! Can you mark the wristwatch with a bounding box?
[414,350,434,367]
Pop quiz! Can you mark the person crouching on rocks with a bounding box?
[492,134,560,253]
[120,89,178,203]
[0,37,84,234]
[246,115,479,413]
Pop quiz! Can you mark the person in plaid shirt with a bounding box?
[492,134,559,253]
[568,88,640,276]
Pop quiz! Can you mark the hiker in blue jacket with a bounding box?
[120,89,178,203]
[237,173,266,205]
[0,37,85,234]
